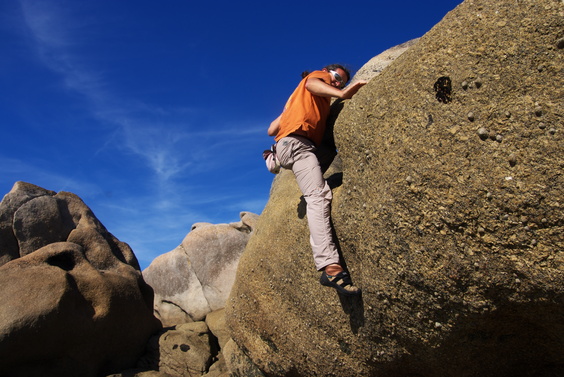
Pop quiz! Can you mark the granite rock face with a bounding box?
[227,1,564,376]
[0,182,161,377]
[143,212,259,326]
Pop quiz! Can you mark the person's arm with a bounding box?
[305,78,368,100]
[267,114,281,136]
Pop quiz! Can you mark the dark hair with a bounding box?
[300,65,351,82]
[323,64,350,83]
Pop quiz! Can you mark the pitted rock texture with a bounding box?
[143,212,259,326]
[0,182,161,377]
[227,1,564,376]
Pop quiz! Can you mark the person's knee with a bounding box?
[305,182,332,202]
[320,181,332,200]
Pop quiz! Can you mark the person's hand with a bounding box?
[340,80,367,99]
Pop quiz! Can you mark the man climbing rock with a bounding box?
[267,64,367,295]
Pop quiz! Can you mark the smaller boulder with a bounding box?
[144,212,259,325]
[205,308,230,350]
[158,322,216,377]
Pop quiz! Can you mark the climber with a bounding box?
[267,64,367,296]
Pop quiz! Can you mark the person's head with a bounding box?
[323,64,350,89]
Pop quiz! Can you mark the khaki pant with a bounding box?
[276,136,339,270]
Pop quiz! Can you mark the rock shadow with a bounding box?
[333,225,365,334]
[373,300,564,377]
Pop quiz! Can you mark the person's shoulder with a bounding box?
[305,70,331,84]
[308,70,329,78]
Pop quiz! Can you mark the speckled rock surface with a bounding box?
[226,0,563,376]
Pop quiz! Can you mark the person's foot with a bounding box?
[320,270,361,296]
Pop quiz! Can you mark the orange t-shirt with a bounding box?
[274,70,332,146]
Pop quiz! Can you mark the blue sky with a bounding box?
[1,0,462,269]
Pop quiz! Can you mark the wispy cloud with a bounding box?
[19,0,194,186]
[119,120,192,182]
[20,1,105,93]
[19,0,270,184]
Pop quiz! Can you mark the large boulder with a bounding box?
[0,182,161,377]
[350,37,419,84]
[227,1,563,376]
[143,212,259,326]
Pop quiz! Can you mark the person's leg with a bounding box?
[295,163,340,270]
[278,137,340,270]
[276,137,359,295]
